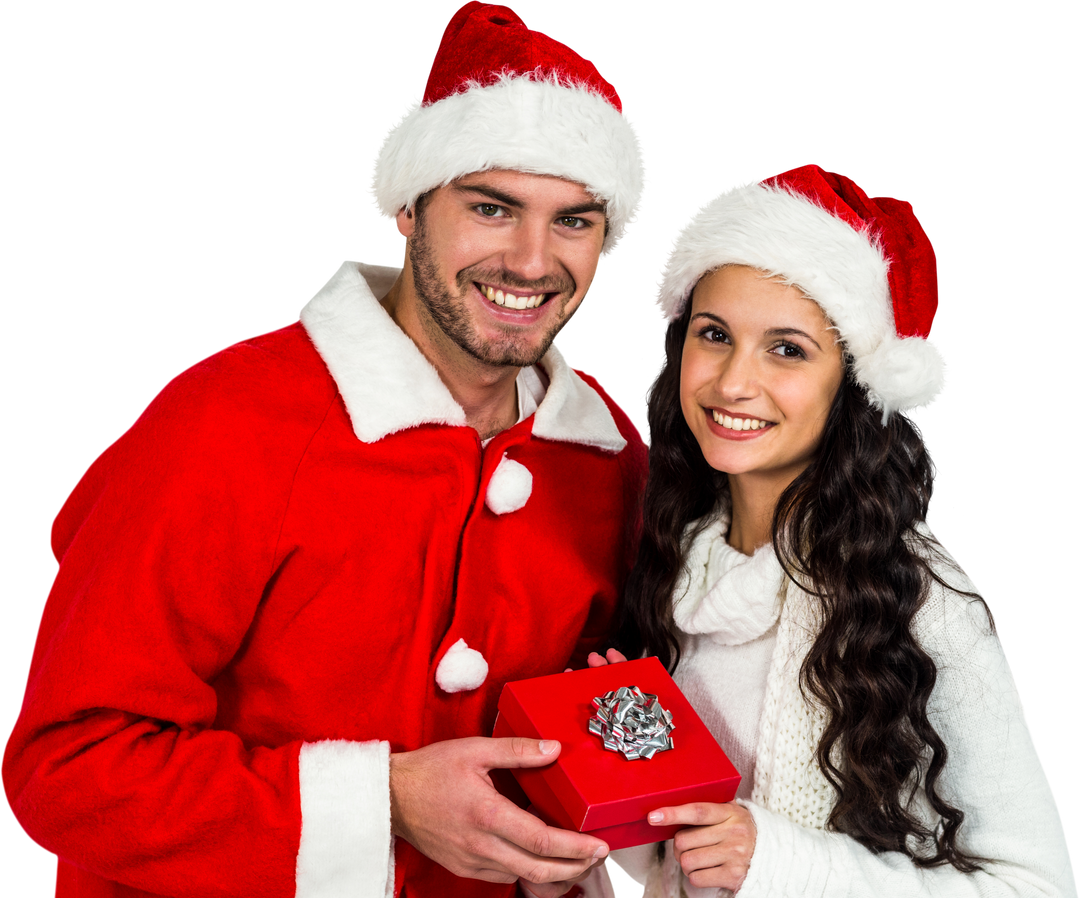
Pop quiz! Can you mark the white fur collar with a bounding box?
[672,512,786,645]
[300,262,626,452]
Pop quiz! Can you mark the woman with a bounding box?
[599,166,1074,896]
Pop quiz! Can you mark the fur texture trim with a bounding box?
[374,76,643,252]
[301,263,466,440]
[436,638,489,693]
[301,263,627,450]
[486,455,533,514]
[658,184,944,414]
[296,740,393,898]
[532,344,627,453]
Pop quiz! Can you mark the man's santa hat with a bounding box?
[374,2,643,252]
[659,165,944,418]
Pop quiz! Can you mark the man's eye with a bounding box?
[559,216,586,229]
[478,204,503,217]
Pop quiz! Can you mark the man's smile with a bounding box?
[476,281,552,310]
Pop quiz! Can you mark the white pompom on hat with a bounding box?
[373,2,643,252]
[659,165,944,419]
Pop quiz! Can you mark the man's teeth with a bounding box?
[483,285,545,309]
[711,411,770,431]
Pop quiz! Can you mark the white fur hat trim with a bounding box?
[435,638,489,693]
[658,183,944,415]
[374,75,643,252]
[485,455,533,515]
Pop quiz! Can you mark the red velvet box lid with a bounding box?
[493,657,740,849]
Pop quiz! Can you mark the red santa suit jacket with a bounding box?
[4,262,648,898]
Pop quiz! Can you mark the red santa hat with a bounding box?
[374,2,643,252]
[659,165,944,418]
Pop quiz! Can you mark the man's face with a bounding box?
[399,170,607,369]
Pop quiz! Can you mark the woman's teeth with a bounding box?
[483,285,546,309]
[712,411,770,431]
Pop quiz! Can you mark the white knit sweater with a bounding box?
[609,515,1076,898]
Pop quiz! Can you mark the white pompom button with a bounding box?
[435,638,489,693]
[485,454,533,515]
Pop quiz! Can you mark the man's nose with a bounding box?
[501,219,556,283]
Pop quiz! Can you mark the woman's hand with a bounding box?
[587,648,628,667]
[564,648,628,673]
[647,802,756,892]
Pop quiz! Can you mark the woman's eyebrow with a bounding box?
[766,327,823,352]
[690,315,826,352]
[690,312,728,327]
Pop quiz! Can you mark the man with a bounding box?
[4,4,646,898]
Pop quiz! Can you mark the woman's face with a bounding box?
[680,265,845,488]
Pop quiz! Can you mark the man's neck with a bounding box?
[381,274,521,440]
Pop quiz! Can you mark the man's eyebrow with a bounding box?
[452,184,523,207]
[451,184,607,217]
[557,201,607,217]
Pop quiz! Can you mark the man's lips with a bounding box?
[475,281,550,310]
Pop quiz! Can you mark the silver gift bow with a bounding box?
[588,685,675,760]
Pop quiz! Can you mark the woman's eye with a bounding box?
[700,327,729,344]
[772,342,805,359]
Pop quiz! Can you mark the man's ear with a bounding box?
[396,206,416,238]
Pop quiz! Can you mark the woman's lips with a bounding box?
[706,408,775,439]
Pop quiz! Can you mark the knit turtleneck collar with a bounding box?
[672,511,787,645]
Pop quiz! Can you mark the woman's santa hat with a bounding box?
[374,2,643,252]
[659,165,944,418]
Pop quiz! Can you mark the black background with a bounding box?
[8,5,1071,890]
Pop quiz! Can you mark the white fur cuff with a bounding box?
[296,740,393,898]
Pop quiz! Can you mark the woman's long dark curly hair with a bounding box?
[616,299,988,871]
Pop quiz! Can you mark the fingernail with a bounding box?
[648,811,663,824]
[538,740,558,755]
[592,845,608,859]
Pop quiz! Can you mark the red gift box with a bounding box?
[492,656,740,849]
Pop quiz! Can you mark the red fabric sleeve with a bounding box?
[4,336,335,898]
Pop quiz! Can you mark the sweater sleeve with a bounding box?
[737,590,1075,898]
[3,346,394,898]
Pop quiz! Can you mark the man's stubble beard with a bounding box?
[408,207,577,369]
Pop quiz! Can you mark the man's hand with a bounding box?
[390,737,609,885]
[518,859,603,897]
